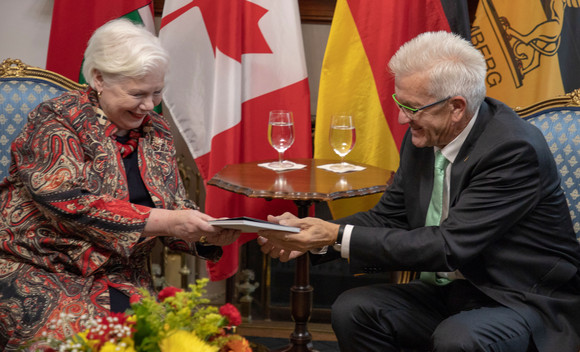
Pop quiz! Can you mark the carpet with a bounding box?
[246,336,339,352]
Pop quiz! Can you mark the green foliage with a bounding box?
[130,279,228,352]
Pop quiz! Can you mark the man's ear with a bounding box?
[450,96,467,123]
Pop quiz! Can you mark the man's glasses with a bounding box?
[392,94,451,120]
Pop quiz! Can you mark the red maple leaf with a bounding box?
[162,0,272,62]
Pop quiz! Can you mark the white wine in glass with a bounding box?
[268,110,295,168]
[329,114,356,170]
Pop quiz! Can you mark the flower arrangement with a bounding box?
[30,279,252,352]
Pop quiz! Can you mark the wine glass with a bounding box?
[267,110,295,168]
[329,114,356,170]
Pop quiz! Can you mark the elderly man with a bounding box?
[258,31,580,352]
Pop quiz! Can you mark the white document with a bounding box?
[209,217,300,233]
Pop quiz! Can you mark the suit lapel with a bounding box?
[450,99,493,203]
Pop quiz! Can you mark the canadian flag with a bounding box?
[159,0,312,281]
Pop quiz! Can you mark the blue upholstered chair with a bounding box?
[0,58,86,180]
[515,89,580,239]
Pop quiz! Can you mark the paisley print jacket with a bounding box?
[0,89,221,349]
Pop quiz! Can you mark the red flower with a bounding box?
[130,294,142,304]
[157,286,183,301]
[109,311,133,326]
[86,312,135,348]
[219,303,242,327]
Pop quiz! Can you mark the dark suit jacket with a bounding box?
[329,98,580,351]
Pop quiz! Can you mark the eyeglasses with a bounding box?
[392,94,451,120]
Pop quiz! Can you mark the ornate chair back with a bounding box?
[0,58,86,180]
[515,89,580,239]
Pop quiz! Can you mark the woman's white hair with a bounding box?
[82,18,169,87]
[388,31,486,116]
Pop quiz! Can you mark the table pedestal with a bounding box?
[272,200,317,352]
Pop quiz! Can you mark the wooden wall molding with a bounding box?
[153,0,336,23]
[299,0,336,23]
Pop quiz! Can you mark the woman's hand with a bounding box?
[203,228,240,247]
[144,209,240,245]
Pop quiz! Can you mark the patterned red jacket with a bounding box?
[0,89,220,349]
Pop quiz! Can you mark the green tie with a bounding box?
[420,151,451,285]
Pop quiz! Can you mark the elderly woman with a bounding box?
[0,19,239,349]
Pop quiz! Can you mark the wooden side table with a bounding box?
[208,158,394,352]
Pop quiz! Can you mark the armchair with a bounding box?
[0,58,86,179]
[515,88,580,239]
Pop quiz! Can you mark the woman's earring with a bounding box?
[97,91,102,98]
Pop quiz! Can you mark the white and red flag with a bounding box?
[159,0,312,281]
[47,0,155,82]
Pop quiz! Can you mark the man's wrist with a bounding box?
[332,224,345,251]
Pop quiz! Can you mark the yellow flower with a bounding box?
[77,330,90,341]
[99,339,136,352]
[126,315,137,324]
[159,330,218,352]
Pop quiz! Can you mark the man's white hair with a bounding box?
[388,31,486,116]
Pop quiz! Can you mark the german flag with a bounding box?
[314,0,471,219]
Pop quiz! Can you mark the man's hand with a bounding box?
[257,236,305,262]
[258,212,341,252]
